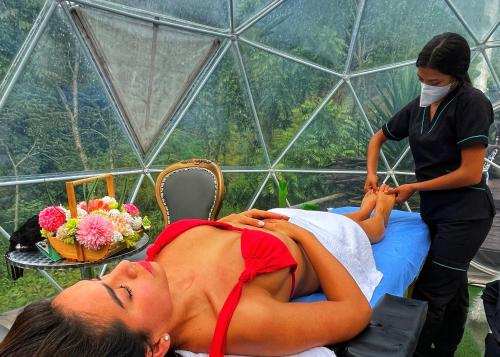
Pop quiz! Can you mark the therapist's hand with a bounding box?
[364,173,379,192]
[218,209,289,227]
[386,184,416,203]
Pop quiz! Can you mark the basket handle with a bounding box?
[66,174,115,218]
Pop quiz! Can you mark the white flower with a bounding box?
[108,209,121,216]
[61,206,71,220]
[123,226,134,237]
[56,225,68,240]
[77,207,88,218]
[62,206,87,219]
[102,196,117,205]
[131,216,143,230]
[120,212,132,224]
[112,231,123,242]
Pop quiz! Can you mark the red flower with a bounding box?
[87,199,110,212]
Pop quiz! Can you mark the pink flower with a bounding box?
[39,206,66,232]
[76,214,114,250]
[78,201,88,211]
[122,203,140,216]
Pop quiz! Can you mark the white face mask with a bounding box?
[419,82,452,107]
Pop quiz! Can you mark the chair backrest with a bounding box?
[155,159,224,225]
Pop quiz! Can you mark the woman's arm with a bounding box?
[387,144,485,202]
[365,130,388,191]
[227,220,371,354]
[217,208,289,227]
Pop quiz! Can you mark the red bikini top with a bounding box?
[146,219,298,357]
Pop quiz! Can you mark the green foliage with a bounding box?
[278,179,288,208]
[301,203,321,211]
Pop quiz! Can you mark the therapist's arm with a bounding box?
[387,144,485,202]
[365,130,388,191]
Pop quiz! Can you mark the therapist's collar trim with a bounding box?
[420,95,458,135]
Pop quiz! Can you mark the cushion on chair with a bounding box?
[159,168,219,223]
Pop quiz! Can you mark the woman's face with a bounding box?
[53,260,172,338]
[417,66,455,87]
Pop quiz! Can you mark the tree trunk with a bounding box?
[71,53,90,170]
[57,53,90,171]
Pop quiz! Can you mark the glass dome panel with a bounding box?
[391,146,415,173]
[488,48,500,89]
[0,8,140,180]
[93,0,229,29]
[470,51,500,104]
[252,175,278,210]
[279,173,366,208]
[450,0,499,41]
[278,83,370,170]
[351,65,420,171]
[351,0,475,71]
[233,0,273,28]
[492,26,500,41]
[75,6,220,153]
[239,42,338,162]
[219,172,269,216]
[153,45,268,167]
[242,0,358,72]
[0,0,45,82]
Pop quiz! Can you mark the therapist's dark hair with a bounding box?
[416,32,471,85]
[0,299,154,356]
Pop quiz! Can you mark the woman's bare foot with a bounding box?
[374,184,396,227]
[359,189,377,220]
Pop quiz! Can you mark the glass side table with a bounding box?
[5,234,149,291]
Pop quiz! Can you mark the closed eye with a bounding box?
[119,284,133,299]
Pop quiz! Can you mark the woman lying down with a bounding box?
[0,185,395,357]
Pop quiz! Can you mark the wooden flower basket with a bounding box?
[48,174,128,262]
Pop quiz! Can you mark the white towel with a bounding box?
[269,208,382,301]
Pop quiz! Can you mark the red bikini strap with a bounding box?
[146,219,240,261]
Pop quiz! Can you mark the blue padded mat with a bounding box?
[293,207,430,307]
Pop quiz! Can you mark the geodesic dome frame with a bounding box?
[0,0,499,286]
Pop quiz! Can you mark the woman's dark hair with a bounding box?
[416,32,472,84]
[0,299,153,357]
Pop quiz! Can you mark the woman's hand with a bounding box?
[364,173,379,192]
[386,184,416,203]
[261,219,313,243]
[218,209,289,227]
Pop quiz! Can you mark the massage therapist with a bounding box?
[364,32,495,357]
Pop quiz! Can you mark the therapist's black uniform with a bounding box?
[381,83,495,357]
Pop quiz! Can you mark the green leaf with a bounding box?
[85,179,99,208]
[117,177,129,210]
[301,203,321,211]
[278,179,288,208]
[44,179,56,206]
